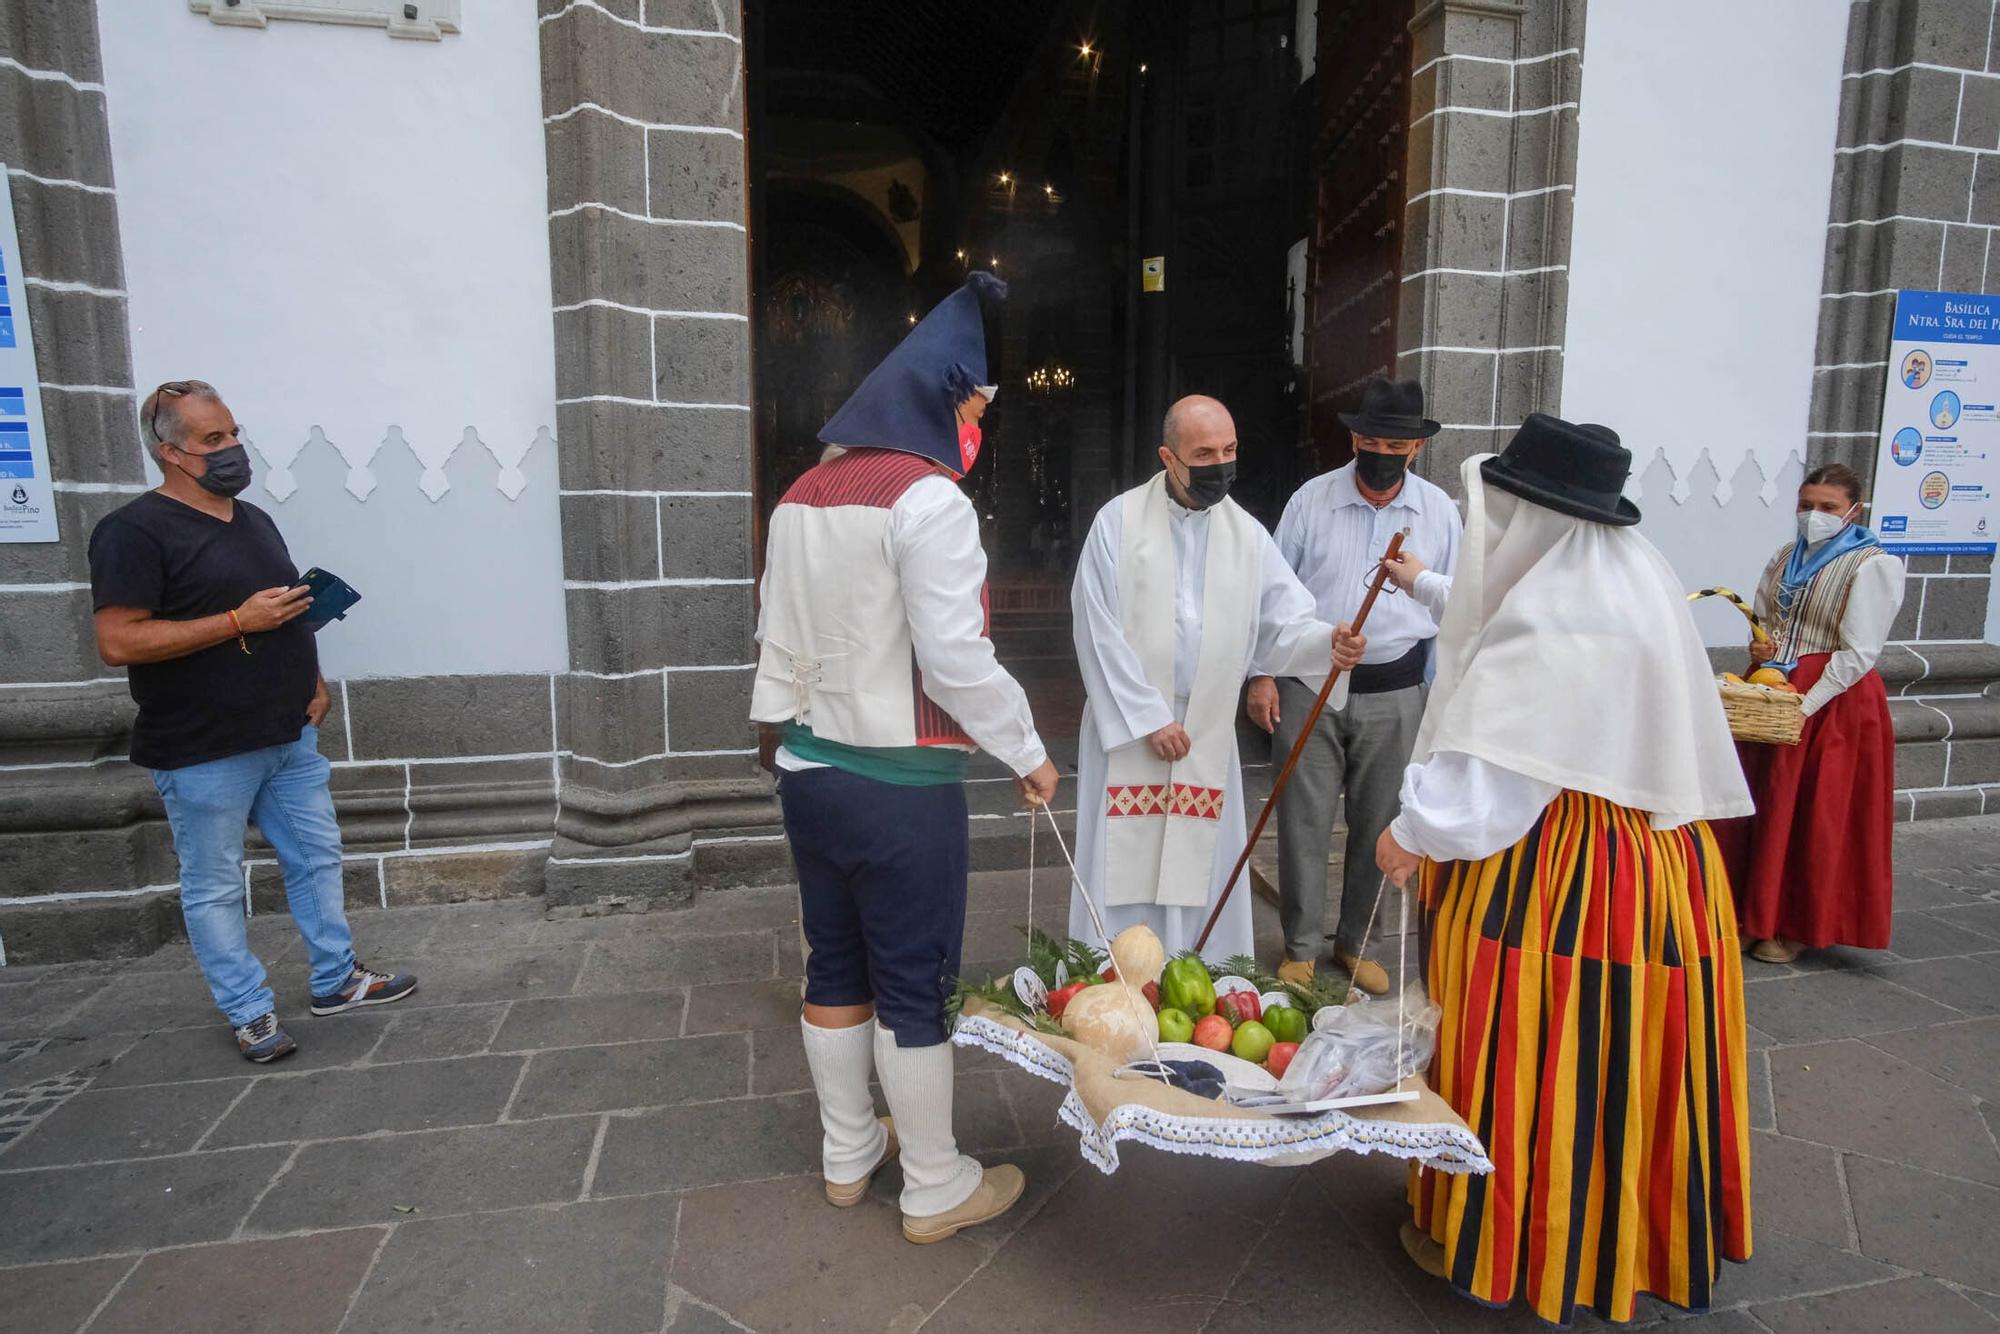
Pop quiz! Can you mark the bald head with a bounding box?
[1162,395,1235,461]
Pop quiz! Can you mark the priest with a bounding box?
[1068,395,1366,960]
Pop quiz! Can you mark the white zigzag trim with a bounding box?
[951,1015,1493,1177]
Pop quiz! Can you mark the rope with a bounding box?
[1346,870,1411,1087]
[1034,800,1162,1068]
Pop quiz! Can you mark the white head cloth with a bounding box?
[1413,454,1753,828]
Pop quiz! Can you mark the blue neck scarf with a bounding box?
[1771,519,1879,669]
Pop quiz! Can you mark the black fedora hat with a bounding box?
[1481,413,1641,526]
[1338,377,1441,440]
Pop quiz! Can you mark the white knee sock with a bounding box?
[873,1023,981,1217]
[799,1017,889,1184]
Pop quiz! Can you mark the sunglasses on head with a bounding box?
[148,379,215,446]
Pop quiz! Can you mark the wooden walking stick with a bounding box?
[1193,528,1409,953]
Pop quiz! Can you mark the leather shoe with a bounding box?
[902,1163,1025,1243]
[825,1117,898,1207]
[1276,958,1315,988]
[1336,950,1391,996]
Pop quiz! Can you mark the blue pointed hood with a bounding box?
[817,271,1005,473]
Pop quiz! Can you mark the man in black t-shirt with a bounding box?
[88,380,417,1062]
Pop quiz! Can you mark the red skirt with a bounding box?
[1717,653,1895,949]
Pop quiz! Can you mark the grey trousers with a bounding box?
[1271,676,1425,963]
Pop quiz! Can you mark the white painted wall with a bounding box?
[98,3,565,679]
[1561,0,1849,643]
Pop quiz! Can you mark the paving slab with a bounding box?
[672,1172,986,1333]
[202,1054,526,1148]
[247,1118,596,1233]
[1925,901,2000,945]
[1754,1275,1999,1332]
[416,898,548,951]
[510,1035,747,1118]
[1883,910,1998,960]
[47,970,224,1036]
[1749,1131,1851,1251]
[1864,1017,2000,1102]
[365,1001,508,1061]
[88,1226,386,1334]
[1846,1155,2000,1293]
[1746,1050,1775,1132]
[1872,953,2000,1016]
[345,1195,678,1334]
[0,977,109,1036]
[0,1145,291,1264]
[748,1025,812,1096]
[595,1091,820,1195]
[577,933,780,993]
[385,945,589,1007]
[662,1292,749,1334]
[0,1256,135,1334]
[491,991,687,1052]
[0,1079,247,1168]
[1770,1039,2000,1185]
[683,980,804,1034]
[89,1013,390,1088]
[1746,969,1959,1044]
[1890,871,1985,912]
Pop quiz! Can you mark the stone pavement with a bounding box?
[2,820,1999,1333]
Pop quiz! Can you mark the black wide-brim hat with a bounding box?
[1337,376,1441,439]
[1481,412,1641,526]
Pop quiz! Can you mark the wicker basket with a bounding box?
[1718,678,1803,746]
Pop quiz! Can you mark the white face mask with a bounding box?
[1797,505,1855,545]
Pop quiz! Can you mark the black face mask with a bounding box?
[174,443,254,498]
[1354,448,1410,492]
[1175,458,1235,509]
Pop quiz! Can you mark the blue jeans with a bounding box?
[151,726,356,1026]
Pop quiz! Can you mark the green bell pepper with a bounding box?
[1160,955,1217,1017]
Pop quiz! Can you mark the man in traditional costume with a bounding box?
[1247,376,1460,995]
[752,272,1061,1245]
[1723,462,1904,963]
[1069,394,1366,961]
[1376,415,1755,1325]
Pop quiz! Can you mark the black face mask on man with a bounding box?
[1354,447,1411,492]
[173,443,254,498]
[1173,457,1236,509]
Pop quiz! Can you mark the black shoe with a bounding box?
[310,962,419,1016]
[234,1012,298,1063]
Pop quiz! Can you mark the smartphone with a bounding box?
[294,567,361,631]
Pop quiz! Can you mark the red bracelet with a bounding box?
[226,609,250,654]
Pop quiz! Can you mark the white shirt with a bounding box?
[1390,752,1560,863]
[770,474,1047,776]
[1752,549,1906,718]
[1266,462,1461,669]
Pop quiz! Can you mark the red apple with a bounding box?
[1265,1042,1300,1078]
[1142,981,1161,1011]
[1192,1014,1233,1051]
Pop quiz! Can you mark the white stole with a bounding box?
[1103,474,1259,907]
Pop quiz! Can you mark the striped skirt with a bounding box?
[1408,792,1753,1326]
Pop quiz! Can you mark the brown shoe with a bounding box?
[824,1117,898,1208]
[1276,959,1315,988]
[1750,938,1802,964]
[902,1163,1025,1244]
[1400,1221,1448,1279]
[1336,951,1391,996]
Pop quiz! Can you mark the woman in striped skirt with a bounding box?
[1375,416,1756,1325]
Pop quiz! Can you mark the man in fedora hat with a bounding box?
[1248,375,1460,993]
[1375,414,1752,1323]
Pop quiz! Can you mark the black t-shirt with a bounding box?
[88,492,320,771]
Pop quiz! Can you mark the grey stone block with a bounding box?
[345,674,553,761]
[1504,185,1573,273]
[553,300,652,402]
[248,1118,596,1233]
[659,492,750,581]
[1429,107,1516,196]
[0,3,104,82]
[646,127,746,224]
[0,69,112,187]
[1866,66,1967,145]
[554,398,752,494]
[1410,269,1501,350]
[89,1229,387,1334]
[541,0,637,15]
[1500,268,1567,353]
[595,1089,817,1193]
[0,1145,290,1264]
[1403,348,1496,430]
[203,1055,524,1148]
[1512,50,1580,116]
[383,847,549,905]
[1907,0,1994,68]
[563,583,752,675]
[543,833,696,909]
[510,1032,745,1117]
[491,990,687,1052]
[1436,53,1511,118]
[246,856,379,916]
[1960,72,2000,149]
[1888,141,1978,218]
[575,928,774,992]
[7,173,122,291]
[1824,214,1948,294]
[1908,786,1984,819]
[667,663,753,754]
[1898,738,1948,787]
[0,1258,133,1334]
[1,1079,244,1167]
[557,750,674,795]
[1807,362,1889,435]
[645,0,739,33]
[1511,106,1579,196]
[1816,291,1899,368]
[1950,551,1994,572]
[544,105,646,214]
[652,314,748,403]
[1918,572,1990,638]
[561,669,668,764]
[381,942,587,1006]
[1947,736,2000,785]
[0,812,159,901]
[0,886,177,965]
[1891,583,1924,640]
[343,1196,677,1334]
[1906,552,1949,574]
[1944,222,1988,290]
[37,385,144,485]
[541,4,742,131]
[560,490,659,582]
[549,207,747,313]
[1972,151,2000,224]
[1404,190,1505,273]
[1493,346,1560,427]
[21,285,131,390]
[366,1003,506,1061]
[1418,5,1519,62]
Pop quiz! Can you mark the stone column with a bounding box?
[1400,0,1584,485]
[537,0,775,909]
[0,7,178,961]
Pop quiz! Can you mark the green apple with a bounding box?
[1156,1007,1194,1044]
[1230,1019,1275,1065]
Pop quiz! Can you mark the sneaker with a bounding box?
[310,962,419,1015]
[234,1012,298,1063]
[902,1163,1026,1244]
[825,1117,899,1208]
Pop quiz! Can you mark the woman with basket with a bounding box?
[1724,463,1905,964]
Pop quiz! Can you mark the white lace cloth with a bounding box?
[952,1014,1494,1177]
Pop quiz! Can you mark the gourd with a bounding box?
[1108,924,1166,988]
[1060,983,1158,1062]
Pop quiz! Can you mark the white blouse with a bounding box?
[1753,553,1906,718]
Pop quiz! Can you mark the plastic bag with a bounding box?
[1274,984,1441,1102]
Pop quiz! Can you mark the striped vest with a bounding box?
[1756,542,1895,659]
[750,449,978,750]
